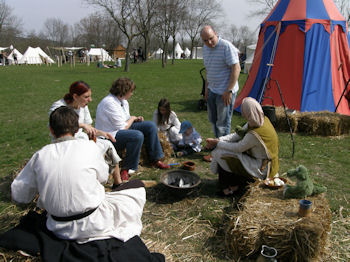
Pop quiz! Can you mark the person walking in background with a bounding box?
[95,78,170,182]
[153,98,182,149]
[175,120,202,157]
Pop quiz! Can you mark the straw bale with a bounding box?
[274,107,300,133]
[140,131,173,164]
[274,108,350,136]
[298,111,342,136]
[225,181,331,261]
[118,131,174,166]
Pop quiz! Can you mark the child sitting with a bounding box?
[152,98,182,148]
[176,120,202,157]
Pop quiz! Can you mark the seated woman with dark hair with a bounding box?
[205,97,279,196]
[49,81,123,188]
[95,77,170,181]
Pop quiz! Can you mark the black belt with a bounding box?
[51,207,98,222]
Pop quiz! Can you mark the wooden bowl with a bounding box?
[182,161,196,171]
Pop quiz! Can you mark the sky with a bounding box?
[8,0,263,34]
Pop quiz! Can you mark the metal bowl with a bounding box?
[160,169,201,189]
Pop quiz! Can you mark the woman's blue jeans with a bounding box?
[207,90,235,138]
[113,121,164,170]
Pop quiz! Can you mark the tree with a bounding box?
[134,0,158,62]
[182,0,221,59]
[74,13,123,49]
[152,0,171,67]
[247,0,277,18]
[84,0,142,72]
[42,18,69,46]
[229,25,256,52]
[0,0,22,46]
[334,0,350,27]
[169,0,187,65]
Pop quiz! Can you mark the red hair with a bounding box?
[64,81,91,104]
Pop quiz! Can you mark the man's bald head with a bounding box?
[201,25,218,48]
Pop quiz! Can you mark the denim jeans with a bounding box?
[207,90,235,138]
[113,121,164,170]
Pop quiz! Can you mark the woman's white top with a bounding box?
[152,110,182,143]
[49,98,121,163]
[95,94,130,137]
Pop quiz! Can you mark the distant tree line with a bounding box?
[0,0,259,71]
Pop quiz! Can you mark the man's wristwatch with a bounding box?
[226,89,233,93]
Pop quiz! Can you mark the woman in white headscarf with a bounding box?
[205,97,279,196]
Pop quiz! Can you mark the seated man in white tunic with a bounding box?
[11,106,146,244]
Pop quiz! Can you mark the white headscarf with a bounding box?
[241,97,264,128]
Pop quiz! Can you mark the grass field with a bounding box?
[0,60,349,261]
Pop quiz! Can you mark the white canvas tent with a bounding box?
[244,44,256,73]
[7,49,23,64]
[174,43,183,59]
[151,48,163,59]
[19,46,54,64]
[191,47,203,59]
[87,48,113,61]
[184,47,191,58]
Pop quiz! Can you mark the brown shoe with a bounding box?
[203,154,212,162]
[152,160,170,169]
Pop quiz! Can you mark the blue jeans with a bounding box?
[207,90,235,138]
[113,121,164,170]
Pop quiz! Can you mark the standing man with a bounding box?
[201,25,241,137]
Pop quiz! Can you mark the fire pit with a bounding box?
[160,169,201,189]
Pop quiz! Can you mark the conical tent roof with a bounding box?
[18,46,54,64]
[7,48,23,62]
[235,0,350,115]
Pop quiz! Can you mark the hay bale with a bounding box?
[274,108,350,136]
[275,107,300,133]
[139,131,173,165]
[225,182,331,261]
[298,111,342,136]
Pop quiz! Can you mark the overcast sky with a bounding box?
[9,0,262,34]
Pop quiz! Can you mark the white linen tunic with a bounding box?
[152,110,182,143]
[11,138,145,243]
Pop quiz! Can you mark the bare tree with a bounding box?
[182,0,221,59]
[84,0,141,72]
[247,0,277,18]
[42,18,69,46]
[0,0,22,45]
[335,0,350,26]
[153,0,173,67]
[229,25,256,52]
[169,0,187,65]
[134,0,158,61]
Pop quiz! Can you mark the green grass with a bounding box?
[0,60,349,260]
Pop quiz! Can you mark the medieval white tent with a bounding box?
[174,43,183,59]
[244,44,256,73]
[19,47,54,64]
[87,48,113,61]
[7,49,23,64]
[184,47,191,58]
[191,47,203,59]
[150,48,163,59]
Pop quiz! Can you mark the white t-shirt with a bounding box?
[95,94,130,137]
